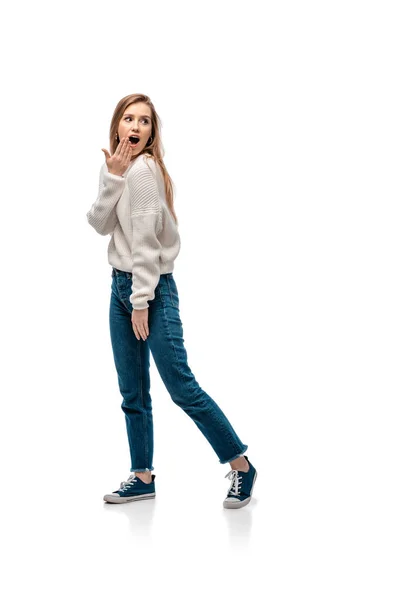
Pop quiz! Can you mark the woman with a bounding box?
[86,93,257,509]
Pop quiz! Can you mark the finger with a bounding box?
[114,138,122,155]
[123,138,132,165]
[101,148,111,159]
[139,323,147,341]
[125,137,132,154]
[132,320,146,342]
[115,137,127,156]
[123,139,132,163]
[131,321,140,341]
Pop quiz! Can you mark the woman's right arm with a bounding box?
[86,163,125,235]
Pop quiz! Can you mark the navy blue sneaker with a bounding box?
[223,456,257,509]
[103,473,156,504]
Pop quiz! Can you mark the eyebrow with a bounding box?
[123,113,152,119]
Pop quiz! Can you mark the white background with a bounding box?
[1,0,399,598]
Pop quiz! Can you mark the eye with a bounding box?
[124,117,150,124]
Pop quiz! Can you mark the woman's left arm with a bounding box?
[128,161,162,310]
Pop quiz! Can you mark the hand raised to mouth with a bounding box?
[101,137,133,176]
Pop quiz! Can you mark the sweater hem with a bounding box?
[108,254,175,275]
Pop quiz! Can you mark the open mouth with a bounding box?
[129,136,140,146]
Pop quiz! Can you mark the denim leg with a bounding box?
[109,273,154,472]
[148,274,248,464]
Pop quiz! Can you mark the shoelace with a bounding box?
[119,473,137,492]
[225,469,243,496]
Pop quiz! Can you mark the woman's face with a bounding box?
[117,102,153,159]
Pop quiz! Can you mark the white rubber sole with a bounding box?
[103,492,156,504]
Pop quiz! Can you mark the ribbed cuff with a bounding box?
[103,171,125,185]
[131,302,149,310]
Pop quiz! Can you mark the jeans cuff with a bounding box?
[219,445,248,464]
[130,467,154,472]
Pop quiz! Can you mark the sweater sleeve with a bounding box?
[86,163,125,235]
[128,162,162,310]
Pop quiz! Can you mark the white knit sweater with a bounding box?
[86,153,181,310]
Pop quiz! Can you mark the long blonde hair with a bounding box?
[108,93,178,225]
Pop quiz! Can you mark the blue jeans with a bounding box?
[109,267,248,472]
